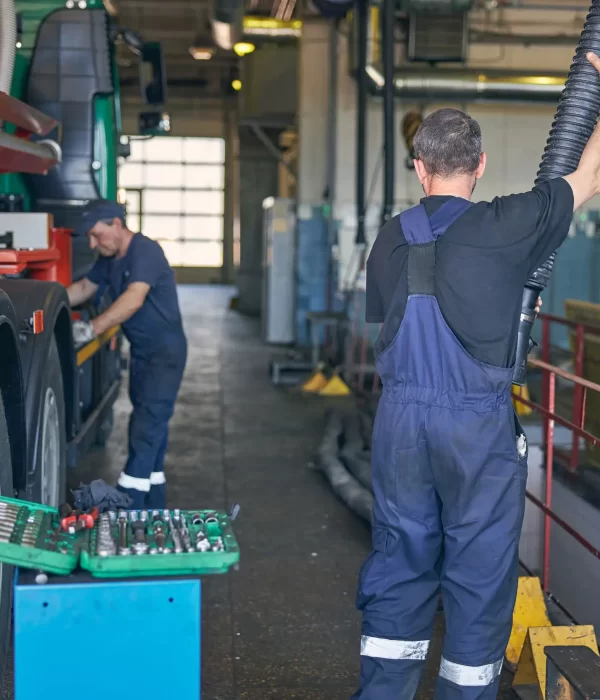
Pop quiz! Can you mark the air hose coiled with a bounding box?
[513,0,600,385]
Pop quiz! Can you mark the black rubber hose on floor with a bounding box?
[514,0,600,385]
[340,413,372,490]
[316,410,373,522]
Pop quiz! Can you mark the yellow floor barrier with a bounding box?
[512,625,598,700]
[298,363,329,393]
[513,383,533,417]
[319,374,352,396]
[506,577,551,670]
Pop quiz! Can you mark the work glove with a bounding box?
[72,320,96,345]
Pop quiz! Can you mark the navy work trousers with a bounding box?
[117,338,187,510]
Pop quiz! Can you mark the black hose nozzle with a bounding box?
[513,0,600,385]
[514,286,542,386]
[513,253,555,386]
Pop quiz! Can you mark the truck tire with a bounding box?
[31,337,66,506]
[0,395,14,686]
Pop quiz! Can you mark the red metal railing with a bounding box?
[513,311,600,592]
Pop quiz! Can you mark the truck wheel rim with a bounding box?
[41,388,60,506]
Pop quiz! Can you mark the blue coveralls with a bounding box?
[88,233,187,510]
[354,199,528,700]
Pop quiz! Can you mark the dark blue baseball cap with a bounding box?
[73,199,126,237]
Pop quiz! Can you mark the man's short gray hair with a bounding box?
[412,108,482,178]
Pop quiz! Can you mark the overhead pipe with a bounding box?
[366,66,566,102]
[356,0,368,246]
[469,30,582,44]
[325,20,339,311]
[381,0,395,226]
[492,1,591,11]
[514,0,600,385]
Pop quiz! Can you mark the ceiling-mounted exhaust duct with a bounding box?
[407,12,468,62]
[400,0,475,64]
[366,66,566,103]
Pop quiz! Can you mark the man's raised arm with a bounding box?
[564,52,600,210]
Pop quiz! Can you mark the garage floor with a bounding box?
[2,286,516,699]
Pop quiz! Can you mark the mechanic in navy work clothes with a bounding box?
[67,200,187,510]
[353,52,600,700]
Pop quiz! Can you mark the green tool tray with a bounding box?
[0,497,239,578]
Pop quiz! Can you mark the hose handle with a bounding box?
[513,285,540,386]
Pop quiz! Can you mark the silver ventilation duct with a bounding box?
[366,66,566,103]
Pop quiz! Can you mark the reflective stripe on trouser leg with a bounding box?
[353,639,428,700]
[439,658,503,686]
[118,473,150,492]
[116,473,150,510]
[361,637,429,661]
[435,658,504,700]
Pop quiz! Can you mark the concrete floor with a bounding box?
[76,285,372,699]
[2,285,516,699]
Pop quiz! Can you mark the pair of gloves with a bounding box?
[72,320,96,345]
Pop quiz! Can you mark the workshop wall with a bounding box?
[297,17,600,294]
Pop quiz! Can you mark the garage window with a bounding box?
[119,137,225,268]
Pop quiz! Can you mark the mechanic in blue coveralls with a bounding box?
[66,200,187,510]
[353,51,600,700]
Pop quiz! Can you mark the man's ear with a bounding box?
[414,159,427,185]
[475,152,487,180]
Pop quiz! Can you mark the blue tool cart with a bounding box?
[14,570,201,699]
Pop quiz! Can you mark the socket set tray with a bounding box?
[82,507,239,578]
[0,497,239,578]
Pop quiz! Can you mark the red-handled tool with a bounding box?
[60,506,99,533]
[77,507,98,529]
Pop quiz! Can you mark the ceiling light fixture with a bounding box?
[189,45,216,60]
[190,20,216,61]
[233,42,255,57]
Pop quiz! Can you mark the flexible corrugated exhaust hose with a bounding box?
[315,409,374,523]
[514,0,600,385]
[0,0,16,95]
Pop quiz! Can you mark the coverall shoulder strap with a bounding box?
[400,198,473,245]
[400,205,432,245]
[402,198,473,296]
[429,197,473,238]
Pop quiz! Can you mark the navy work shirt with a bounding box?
[366,178,574,367]
[87,233,185,360]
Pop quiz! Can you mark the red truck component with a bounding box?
[0,93,59,175]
